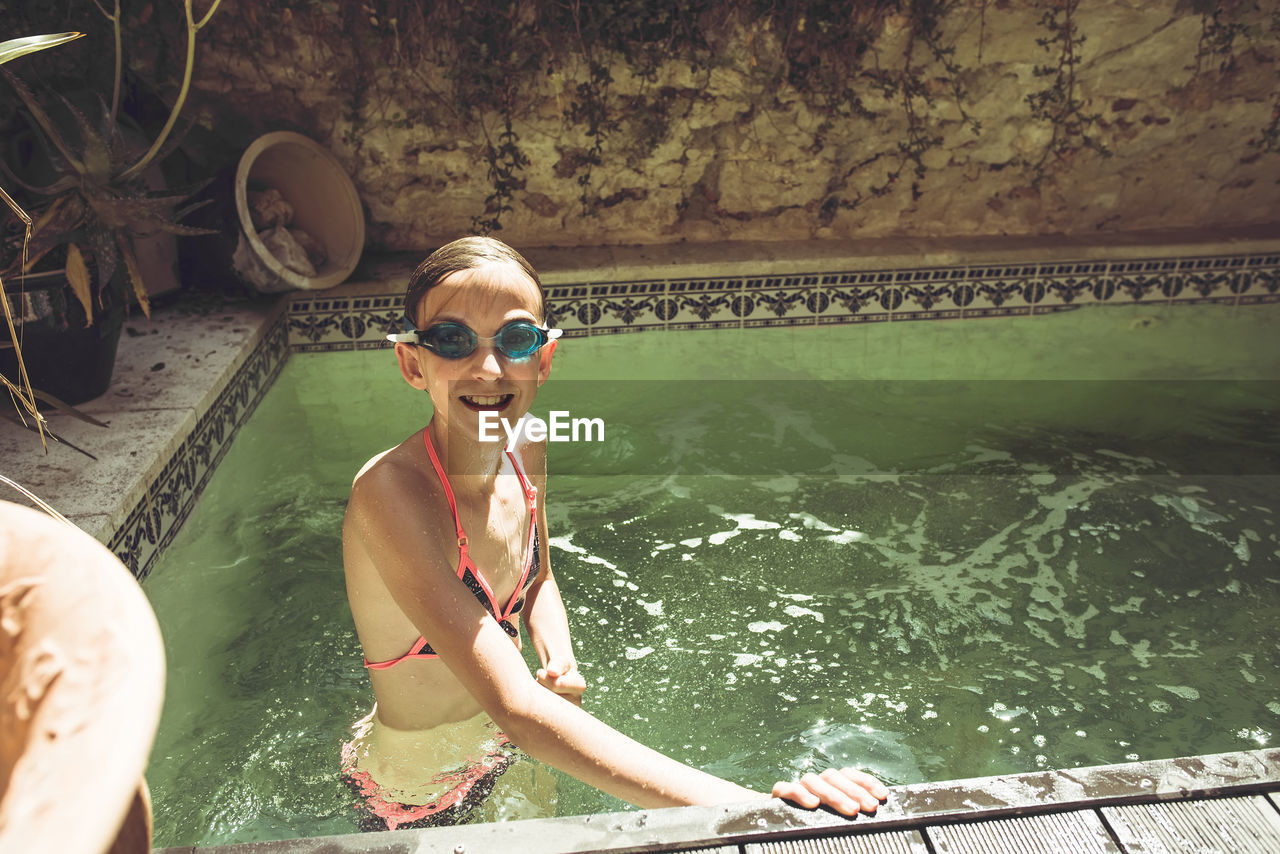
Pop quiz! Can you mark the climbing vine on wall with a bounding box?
[761,0,983,222]
[1025,0,1110,186]
[8,1,1276,238]
[190,0,993,233]
[1190,0,1280,154]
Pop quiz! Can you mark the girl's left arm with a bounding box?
[521,439,586,704]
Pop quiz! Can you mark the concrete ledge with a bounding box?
[0,297,284,540]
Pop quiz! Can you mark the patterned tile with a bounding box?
[288,295,353,351]
[664,277,747,328]
[897,267,955,316]
[821,271,896,323]
[591,280,668,332]
[545,283,595,338]
[1179,256,1242,303]
[109,316,289,580]
[346,294,403,351]
[742,275,820,328]
[1040,261,1107,307]
[1222,256,1280,303]
[965,264,1028,314]
[1022,271,1069,311]
[1110,258,1182,304]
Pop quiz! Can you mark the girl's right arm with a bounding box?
[348,464,885,813]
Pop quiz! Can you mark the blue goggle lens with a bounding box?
[419,320,551,360]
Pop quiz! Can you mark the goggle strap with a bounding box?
[384,320,562,348]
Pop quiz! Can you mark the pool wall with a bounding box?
[83,230,1280,580]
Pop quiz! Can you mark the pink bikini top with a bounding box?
[363,430,539,669]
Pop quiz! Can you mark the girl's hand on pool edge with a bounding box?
[536,660,586,705]
[771,768,889,816]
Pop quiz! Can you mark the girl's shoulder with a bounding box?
[350,431,444,507]
[344,432,455,557]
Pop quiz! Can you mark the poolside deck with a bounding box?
[163,748,1280,854]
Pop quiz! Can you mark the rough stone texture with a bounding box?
[184,0,1280,250]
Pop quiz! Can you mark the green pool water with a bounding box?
[143,303,1280,847]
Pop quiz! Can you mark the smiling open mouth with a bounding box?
[459,393,514,411]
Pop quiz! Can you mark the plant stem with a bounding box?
[0,185,35,414]
[0,474,70,523]
[109,0,122,128]
[91,0,123,127]
[117,0,223,183]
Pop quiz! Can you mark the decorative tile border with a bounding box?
[544,282,598,338]
[109,315,290,580]
[290,250,1280,351]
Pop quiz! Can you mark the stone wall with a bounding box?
[186,1,1280,250]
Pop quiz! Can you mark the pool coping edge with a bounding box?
[165,747,1280,853]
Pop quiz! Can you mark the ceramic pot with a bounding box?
[233,131,365,292]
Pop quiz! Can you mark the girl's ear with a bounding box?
[536,339,557,387]
[395,343,430,391]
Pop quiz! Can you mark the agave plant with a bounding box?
[1,31,85,447]
[1,0,222,449]
[2,0,223,325]
[0,69,215,323]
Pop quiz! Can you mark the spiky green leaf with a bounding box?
[65,243,93,324]
[1,70,85,175]
[54,91,114,183]
[117,235,150,319]
[147,221,219,237]
[0,33,84,66]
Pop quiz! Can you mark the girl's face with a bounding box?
[394,262,555,440]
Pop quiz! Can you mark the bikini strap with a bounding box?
[504,446,538,510]
[423,430,469,551]
[364,635,432,670]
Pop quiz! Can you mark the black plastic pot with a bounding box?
[1,271,125,406]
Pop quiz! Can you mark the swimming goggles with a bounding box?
[386,316,561,361]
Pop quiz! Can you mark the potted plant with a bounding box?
[0,1,221,412]
[0,32,85,445]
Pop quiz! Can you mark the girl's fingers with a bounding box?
[536,664,586,704]
[801,772,864,816]
[819,768,884,812]
[771,780,820,809]
[556,671,587,699]
[772,769,888,815]
[838,767,890,802]
[542,659,575,679]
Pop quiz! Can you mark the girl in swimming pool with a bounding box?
[341,236,888,829]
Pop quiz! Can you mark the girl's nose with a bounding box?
[471,345,504,379]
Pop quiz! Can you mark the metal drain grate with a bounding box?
[926,810,1119,853]
[747,829,926,854]
[745,829,928,854]
[1102,794,1280,853]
